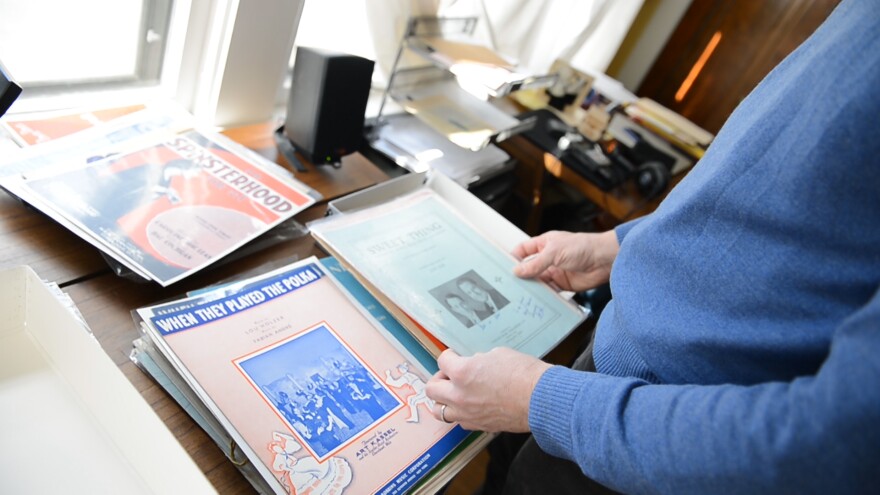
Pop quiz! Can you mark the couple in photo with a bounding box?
[444,276,509,328]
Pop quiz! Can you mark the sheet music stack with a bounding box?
[131,256,490,494]
[0,102,320,286]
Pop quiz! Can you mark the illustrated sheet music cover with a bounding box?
[0,102,194,180]
[1,103,146,146]
[18,129,317,286]
[137,257,470,494]
[319,256,439,375]
[309,189,585,357]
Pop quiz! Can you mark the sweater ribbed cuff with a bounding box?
[529,365,588,460]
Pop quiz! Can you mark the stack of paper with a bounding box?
[309,172,586,359]
[409,37,555,98]
[132,256,488,494]
[371,113,512,187]
[0,103,320,286]
[1,103,148,146]
[624,98,714,159]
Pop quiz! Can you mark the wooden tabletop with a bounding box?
[0,122,390,493]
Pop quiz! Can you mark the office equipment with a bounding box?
[370,113,513,187]
[518,108,628,191]
[283,46,375,166]
[499,132,689,233]
[367,16,547,215]
[543,59,596,123]
[0,60,21,119]
[607,111,696,175]
[516,107,689,198]
[0,265,214,494]
[632,160,671,200]
[372,16,552,154]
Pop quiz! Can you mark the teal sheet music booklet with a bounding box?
[309,186,586,358]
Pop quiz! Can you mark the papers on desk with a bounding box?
[1,103,148,146]
[310,172,585,358]
[624,98,714,159]
[132,256,485,494]
[390,79,524,152]
[0,265,215,494]
[371,113,512,187]
[0,102,320,286]
[408,37,552,98]
[0,101,193,178]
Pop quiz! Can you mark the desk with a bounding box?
[499,134,685,234]
[0,122,389,493]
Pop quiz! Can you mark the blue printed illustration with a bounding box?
[236,324,401,459]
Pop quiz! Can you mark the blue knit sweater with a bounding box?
[529,1,880,493]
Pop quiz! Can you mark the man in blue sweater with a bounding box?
[425,0,879,493]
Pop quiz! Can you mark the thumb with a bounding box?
[513,252,553,279]
[436,349,463,376]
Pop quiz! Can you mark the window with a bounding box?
[0,0,180,110]
[0,0,303,127]
[0,1,172,88]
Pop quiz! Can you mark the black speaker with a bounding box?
[635,161,671,200]
[0,60,22,118]
[283,46,374,166]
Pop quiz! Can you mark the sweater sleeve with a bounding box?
[529,285,880,494]
[614,217,646,244]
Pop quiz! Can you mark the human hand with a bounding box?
[425,348,551,432]
[512,230,619,292]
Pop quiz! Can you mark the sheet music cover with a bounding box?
[137,258,469,494]
[310,189,585,357]
[1,104,146,146]
[320,256,439,375]
[18,129,317,285]
[0,102,194,179]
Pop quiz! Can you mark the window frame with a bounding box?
[8,0,303,129]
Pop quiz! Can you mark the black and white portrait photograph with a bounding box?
[429,270,509,328]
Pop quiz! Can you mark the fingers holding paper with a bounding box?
[512,230,620,292]
[425,348,551,433]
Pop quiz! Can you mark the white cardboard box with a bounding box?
[0,266,216,494]
[326,171,579,307]
[327,170,528,252]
